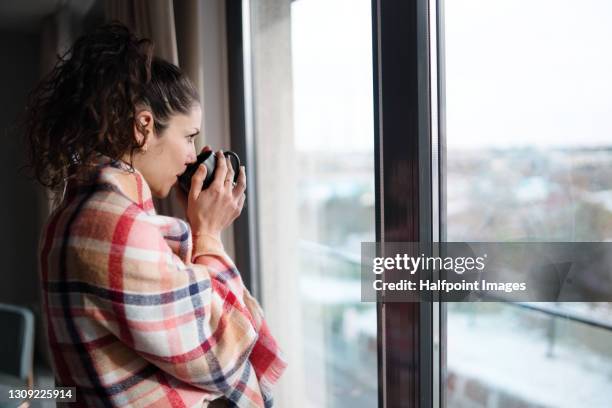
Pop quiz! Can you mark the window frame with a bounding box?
[373,0,436,406]
[226,0,261,299]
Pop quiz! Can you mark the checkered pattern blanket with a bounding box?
[39,155,286,407]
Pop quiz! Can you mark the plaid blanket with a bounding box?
[39,155,286,407]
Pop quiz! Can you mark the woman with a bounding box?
[25,23,286,407]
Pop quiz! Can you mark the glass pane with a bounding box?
[443,1,612,407]
[248,0,376,406]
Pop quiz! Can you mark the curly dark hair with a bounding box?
[23,22,200,191]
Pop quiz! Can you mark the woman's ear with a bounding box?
[133,110,154,147]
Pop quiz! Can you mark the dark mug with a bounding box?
[178,150,241,193]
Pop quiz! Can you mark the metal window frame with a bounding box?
[373,0,436,406]
[437,0,448,405]
[225,0,261,299]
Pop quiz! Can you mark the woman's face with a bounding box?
[132,105,202,198]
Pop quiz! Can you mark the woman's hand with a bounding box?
[183,148,246,241]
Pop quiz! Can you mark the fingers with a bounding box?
[233,166,246,198]
[236,192,246,214]
[211,151,228,191]
[224,156,236,190]
[190,164,207,201]
[201,145,212,154]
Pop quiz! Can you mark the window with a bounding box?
[242,0,377,406]
[230,0,612,406]
[442,1,612,406]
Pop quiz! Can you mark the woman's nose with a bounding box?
[186,147,197,164]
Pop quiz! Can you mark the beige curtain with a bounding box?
[105,0,204,217]
[40,7,73,213]
[32,6,76,369]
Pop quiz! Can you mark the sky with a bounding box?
[291,0,374,153]
[289,0,612,152]
[444,0,612,149]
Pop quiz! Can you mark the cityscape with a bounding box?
[294,147,612,407]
